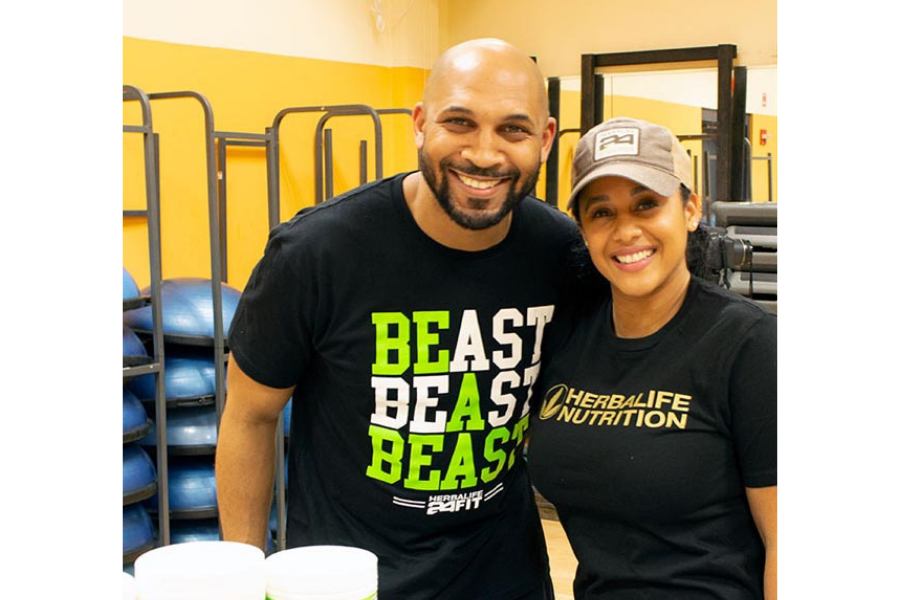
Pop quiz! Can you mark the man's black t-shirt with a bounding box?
[229,173,584,600]
[528,277,776,599]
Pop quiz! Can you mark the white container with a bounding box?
[265,545,378,600]
[134,541,266,600]
[123,572,137,600]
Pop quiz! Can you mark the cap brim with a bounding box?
[567,163,682,212]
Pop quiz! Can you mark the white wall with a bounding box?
[439,0,777,78]
[123,0,441,68]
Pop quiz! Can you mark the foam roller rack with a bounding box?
[711,201,778,313]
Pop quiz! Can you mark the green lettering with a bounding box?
[413,311,450,375]
[440,433,478,490]
[506,414,530,469]
[366,424,404,483]
[404,434,444,490]
[446,372,486,432]
[480,427,509,483]
[371,312,410,376]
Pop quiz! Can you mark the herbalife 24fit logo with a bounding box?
[594,127,640,161]
[366,307,554,515]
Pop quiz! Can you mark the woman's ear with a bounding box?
[685,191,702,231]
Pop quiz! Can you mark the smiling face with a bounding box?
[413,41,556,231]
[577,175,700,303]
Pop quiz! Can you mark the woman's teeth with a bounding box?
[616,249,654,264]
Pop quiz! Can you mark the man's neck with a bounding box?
[402,172,512,252]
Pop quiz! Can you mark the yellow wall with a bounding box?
[124,35,775,292]
[749,114,778,203]
[123,37,424,291]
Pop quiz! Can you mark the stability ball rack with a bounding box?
[122,85,170,553]
[123,86,230,553]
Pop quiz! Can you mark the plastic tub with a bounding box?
[265,546,378,600]
[123,571,137,600]
[134,541,265,600]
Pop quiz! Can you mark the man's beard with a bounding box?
[418,150,540,231]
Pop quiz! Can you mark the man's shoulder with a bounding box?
[270,175,404,242]
[517,196,581,238]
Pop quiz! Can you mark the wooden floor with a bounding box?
[541,517,578,600]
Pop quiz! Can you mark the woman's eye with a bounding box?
[635,198,659,211]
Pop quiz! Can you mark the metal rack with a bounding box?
[122,85,169,558]
[541,45,750,209]
[125,92,414,554]
[123,86,228,553]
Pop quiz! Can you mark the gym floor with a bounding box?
[537,492,578,600]
[541,517,578,600]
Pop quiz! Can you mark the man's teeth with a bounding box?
[458,173,501,189]
[617,249,654,264]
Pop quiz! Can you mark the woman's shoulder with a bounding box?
[690,277,776,333]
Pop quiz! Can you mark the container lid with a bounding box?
[123,572,136,600]
[265,546,377,599]
[134,541,265,600]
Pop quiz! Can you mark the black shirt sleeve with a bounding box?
[727,311,777,487]
[228,232,316,389]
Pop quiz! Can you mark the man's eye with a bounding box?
[502,125,531,137]
[444,118,472,128]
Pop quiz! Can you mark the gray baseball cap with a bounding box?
[567,117,693,213]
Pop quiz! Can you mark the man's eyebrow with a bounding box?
[437,106,536,127]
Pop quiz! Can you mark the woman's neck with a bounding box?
[611,270,692,339]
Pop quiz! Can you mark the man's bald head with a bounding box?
[423,38,550,120]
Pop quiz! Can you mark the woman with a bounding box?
[528,117,776,599]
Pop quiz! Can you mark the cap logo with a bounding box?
[594,127,640,161]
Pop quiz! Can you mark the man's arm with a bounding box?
[215,355,295,550]
[746,485,777,600]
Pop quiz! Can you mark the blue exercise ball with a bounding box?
[123,268,141,301]
[122,325,147,358]
[145,456,217,513]
[122,277,241,340]
[283,398,292,438]
[123,444,157,499]
[169,519,221,544]
[140,404,218,452]
[127,345,221,403]
[172,519,275,554]
[123,503,155,555]
[123,388,150,442]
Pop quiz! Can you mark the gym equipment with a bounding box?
[122,325,149,369]
[123,277,241,345]
[127,345,220,405]
[123,443,157,504]
[171,519,276,554]
[123,388,151,443]
[140,404,217,455]
[710,200,778,310]
[145,456,217,517]
[726,270,778,297]
[283,398,292,438]
[123,503,156,560]
[123,268,141,301]
[711,201,777,227]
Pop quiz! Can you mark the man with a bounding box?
[216,38,582,600]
